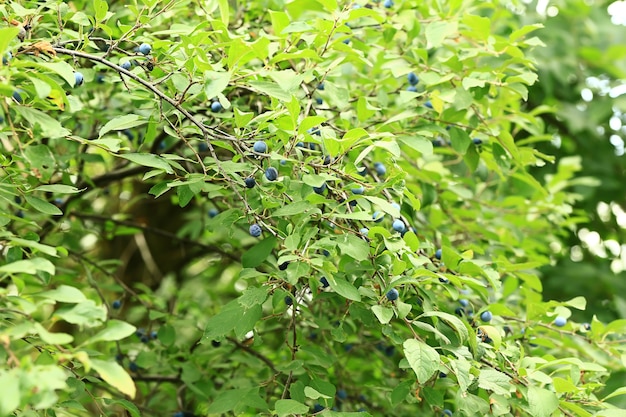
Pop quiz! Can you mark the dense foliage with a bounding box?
[1,0,625,416]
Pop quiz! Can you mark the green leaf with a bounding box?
[234,304,262,339]
[527,386,559,417]
[449,127,471,154]
[55,300,107,327]
[34,184,83,194]
[0,371,20,415]
[0,27,20,54]
[403,339,439,383]
[98,115,147,138]
[207,388,268,413]
[390,379,412,407]
[238,287,268,309]
[7,237,58,257]
[564,296,586,310]
[272,201,318,217]
[419,311,469,343]
[203,300,243,340]
[103,399,140,417]
[119,153,174,174]
[217,0,230,25]
[425,21,458,48]
[328,276,361,301]
[33,323,73,344]
[275,399,309,417]
[398,136,433,156]
[88,320,137,343]
[39,285,87,303]
[372,305,394,324]
[336,234,370,261]
[157,324,176,346]
[13,106,71,138]
[37,61,77,86]
[24,195,62,215]
[90,359,136,399]
[204,71,231,100]
[0,257,55,275]
[478,369,511,396]
[602,386,626,402]
[242,236,277,268]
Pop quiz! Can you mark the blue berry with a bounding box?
[308,127,321,136]
[372,211,384,223]
[138,43,152,55]
[316,97,323,105]
[407,72,419,85]
[480,311,493,322]
[121,60,132,70]
[384,345,395,356]
[407,85,418,92]
[313,183,326,194]
[352,186,365,195]
[439,372,447,378]
[253,140,267,153]
[279,262,289,270]
[386,288,399,301]
[459,299,469,307]
[249,224,262,237]
[359,227,369,237]
[265,167,278,181]
[424,100,433,109]
[211,101,222,112]
[373,162,386,176]
[320,277,329,288]
[12,90,23,103]
[112,300,122,309]
[129,362,139,372]
[442,410,453,416]
[244,177,256,188]
[384,0,394,7]
[392,219,406,233]
[317,82,325,90]
[554,316,567,327]
[313,404,324,413]
[472,138,483,145]
[74,72,84,86]
[208,208,219,218]
[435,248,442,260]
[342,38,350,44]
[454,307,465,316]
[285,296,293,306]
[337,389,347,400]
[150,330,158,339]
[582,322,591,331]
[2,51,12,65]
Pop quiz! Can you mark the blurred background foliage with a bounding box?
[522,0,626,402]
[522,0,626,320]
